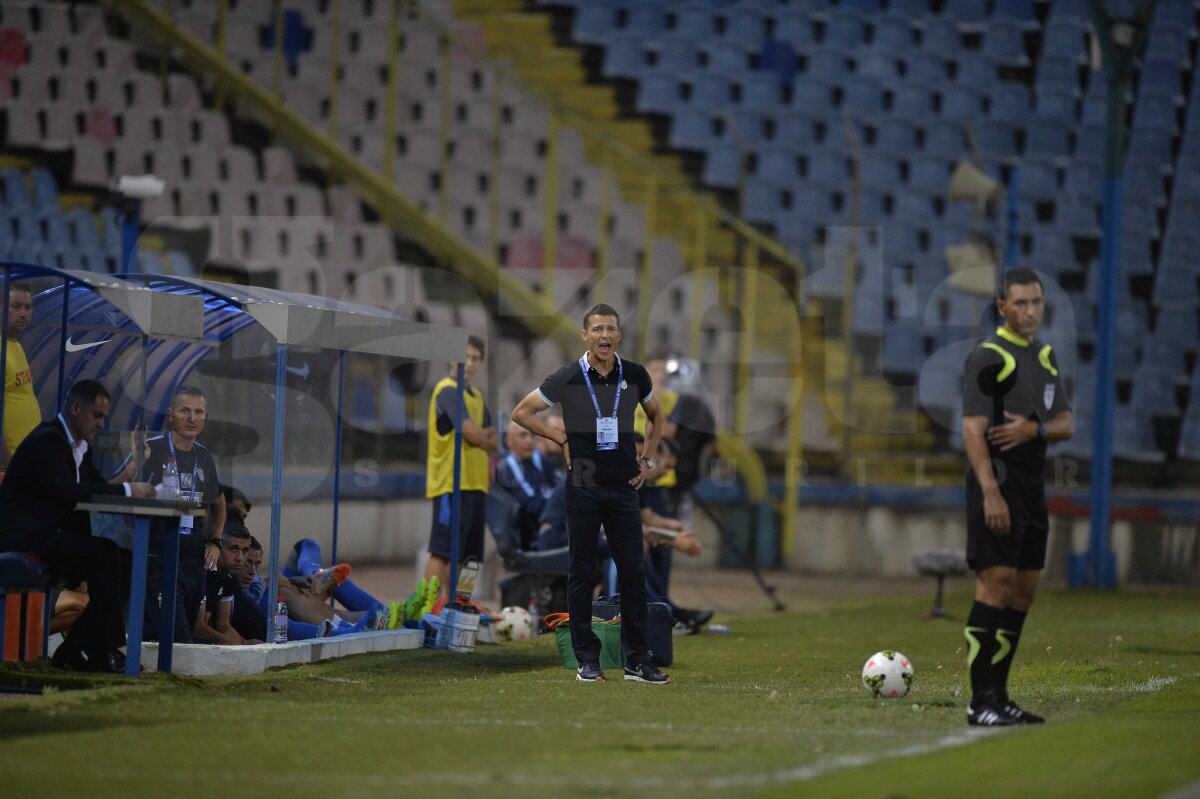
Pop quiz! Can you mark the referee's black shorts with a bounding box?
[966,465,1049,571]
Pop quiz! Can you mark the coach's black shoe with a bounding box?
[1003,702,1045,724]
[624,661,673,684]
[967,702,1020,727]
[576,660,606,682]
[50,646,89,671]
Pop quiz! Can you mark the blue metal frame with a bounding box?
[447,363,466,600]
[330,351,346,571]
[267,342,287,641]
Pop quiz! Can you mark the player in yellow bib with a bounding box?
[3,282,40,470]
[423,334,497,596]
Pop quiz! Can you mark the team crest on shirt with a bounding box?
[197,467,205,485]
[1043,383,1055,410]
[621,380,628,389]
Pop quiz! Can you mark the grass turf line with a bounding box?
[0,588,1197,799]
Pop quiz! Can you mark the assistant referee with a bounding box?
[961,268,1073,726]
[512,304,672,684]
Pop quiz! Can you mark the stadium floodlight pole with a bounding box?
[1084,0,1153,589]
[447,361,466,606]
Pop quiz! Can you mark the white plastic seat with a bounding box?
[167,73,203,110]
[71,138,113,186]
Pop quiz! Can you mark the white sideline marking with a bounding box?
[1159,779,1200,799]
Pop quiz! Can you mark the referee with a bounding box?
[961,268,1073,726]
[512,304,672,684]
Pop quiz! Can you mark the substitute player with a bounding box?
[961,268,1073,726]
[511,303,671,684]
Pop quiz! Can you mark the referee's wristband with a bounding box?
[1036,423,1047,441]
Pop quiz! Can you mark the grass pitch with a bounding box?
[2,587,1198,799]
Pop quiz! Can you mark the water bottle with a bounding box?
[161,457,180,499]
[274,599,288,643]
[527,596,540,638]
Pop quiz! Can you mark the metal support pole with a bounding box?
[266,342,287,640]
[331,352,346,568]
[121,200,142,274]
[447,362,466,600]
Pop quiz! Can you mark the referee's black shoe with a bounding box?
[1002,701,1045,724]
[576,660,606,682]
[624,661,673,684]
[967,702,1020,727]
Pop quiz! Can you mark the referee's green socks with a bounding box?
[992,607,1027,704]
[964,601,1006,705]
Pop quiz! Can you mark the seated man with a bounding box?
[221,484,252,524]
[231,536,331,642]
[494,419,551,550]
[194,521,258,645]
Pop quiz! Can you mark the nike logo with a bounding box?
[64,336,112,352]
[285,362,310,379]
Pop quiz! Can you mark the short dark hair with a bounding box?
[222,484,251,510]
[582,303,620,330]
[248,536,262,552]
[9,281,32,296]
[1001,268,1043,299]
[64,379,109,409]
[644,348,671,365]
[223,520,250,541]
[466,334,486,358]
[172,384,205,404]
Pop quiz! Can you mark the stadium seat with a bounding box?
[1129,364,1181,418]
[982,20,1030,66]
[1179,412,1200,461]
[880,320,923,377]
[1113,407,1165,463]
[872,15,914,52]
[822,10,868,49]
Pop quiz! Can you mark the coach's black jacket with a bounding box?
[0,417,125,552]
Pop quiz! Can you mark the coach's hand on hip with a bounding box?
[629,458,650,489]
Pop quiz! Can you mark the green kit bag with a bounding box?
[545,613,624,671]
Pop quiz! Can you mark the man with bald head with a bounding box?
[494,418,551,550]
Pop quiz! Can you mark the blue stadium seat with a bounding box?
[891,0,932,16]
[919,18,961,53]
[802,47,853,84]
[1028,227,1073,275]
[637,73,684,112]
[881,320,924,375]
[1149,3,1197,36]
[573,4,618,44]
[1121,196,1161,239]
[79,248,110,274]
[666,3,713,40]
[1024,118,1074,159]
[1152,265,1199,308]
[603,36,650,78]
[872,118,918,155]
[1138,59,1184,101]
[1062,158,1103,197]
[754,147,802,182]
[624,3,667,36]
[993,0,1038,27]
[938,86,983,119]
[100,206,124,256]
[839,0,884,12]
[975,120,1019,160]
[697,41,748,73]
[689,73,733,108]
[979,19,1027,65]
[1127,127,1174,169]
[1123,157,1166,204]
[652,38,699,72]
[1179,412,1200,461]
[860,153,902,191]
[30,168,59,213]
[1144,25,1191,68]
[984,82,1032,118]
[773,11,816,48]
[872,15,914,52]
[701,143,742,189]
[906,156,951,194]
[67,209,101,249]
[737,72,784,108]
[1017,158,1059,198]
[42,211,71,248]
[856,51,899,82]
[939,0,987,24]
[1034,88,1078,121]
[1113,407,1165,463]
[839,80,886,116]
[1132,91,1179,133]
[789,80,836,112]
[718,8,766,47]
[741,178,788,226]
[47,245,83,272]
[1042,19,1090,64]
[922,120,967,157]
[904,51,948,85]
[775,112,821,148]
[1,169,32,214]
[1036,56,1081,92]
[806,151,852,187]
[667,106,720,148]
[954,52,996,88]
[822,10,868,49]
[137,251,164,274]
[853,282,887,335]
[892,85,937,119]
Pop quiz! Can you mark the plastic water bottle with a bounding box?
[161,457,180,499]
[274,599,288,643]
[527,596,540,638]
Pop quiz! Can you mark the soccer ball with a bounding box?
[861,650,914,698]
[493,606,533,643]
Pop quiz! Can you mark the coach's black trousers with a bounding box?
[36,530,125,659]
[565,480,650,666]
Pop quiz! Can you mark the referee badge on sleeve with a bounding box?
[1043,383,1055,410]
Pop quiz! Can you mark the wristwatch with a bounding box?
[638,455,655,470]
[205,538,222,548]
[1036,422,1047,441]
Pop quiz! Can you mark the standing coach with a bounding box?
[961,268,1073,726]
[512,304,672,684]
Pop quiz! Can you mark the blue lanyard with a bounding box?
[579,352,622,420]
[505,454,537,497]
[167,432,200,501]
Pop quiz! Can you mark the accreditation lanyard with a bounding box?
[505,454,537,498]
[167,432,200,532]
[579,352,622,451]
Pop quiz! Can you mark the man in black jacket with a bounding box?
[0,380,153,671]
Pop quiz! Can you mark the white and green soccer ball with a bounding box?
[493,606,533,643]
[861,650,914,698]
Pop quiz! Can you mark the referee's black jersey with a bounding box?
[962,326,1071,472]
[538,353,653,485]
